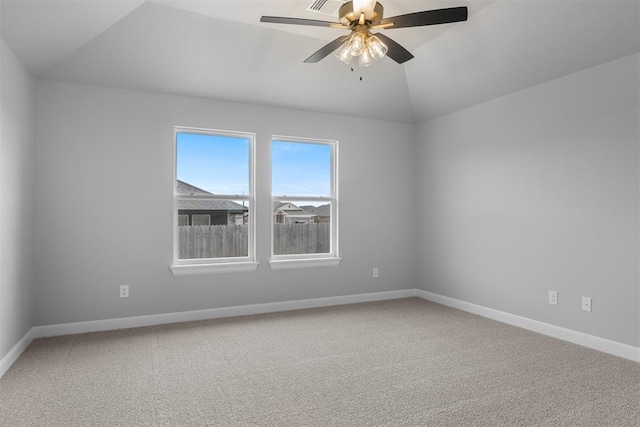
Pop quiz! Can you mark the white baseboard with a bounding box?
[0,328,35,378]
[33,289,417,339]
[1,289,414,378]
[3,287,637,379]
[415,289,640,363]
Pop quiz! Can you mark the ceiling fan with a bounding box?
[261,0,468,67]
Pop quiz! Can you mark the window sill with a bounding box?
[269,257,342,271]
[170,261,259,276]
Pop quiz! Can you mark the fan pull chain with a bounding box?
[350,66,364,82]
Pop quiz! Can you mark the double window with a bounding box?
[170,128,339,275]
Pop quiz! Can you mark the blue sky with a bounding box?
[176,133,330,197]
[271,140,330,197]
[176,133,250,195]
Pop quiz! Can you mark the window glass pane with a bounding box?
[176,132,249,195]
[272,141,331,197]
[192,214,210,226]
[178,200,249,259]
[273,201,331,255]
[178,215,189,226]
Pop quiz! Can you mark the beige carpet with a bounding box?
[1,298,638,426]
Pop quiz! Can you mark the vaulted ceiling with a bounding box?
[1,0,638,123]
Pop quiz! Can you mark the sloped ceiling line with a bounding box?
[1,0,638,123]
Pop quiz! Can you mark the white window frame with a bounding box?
[170,127,258,275]
[269,135,341,270]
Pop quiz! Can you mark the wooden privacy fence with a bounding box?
[273,222,330,255]
[179,224,248,259]
[178,223,330,259]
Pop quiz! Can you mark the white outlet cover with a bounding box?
[549,291,558,305]
[582,297,592,312]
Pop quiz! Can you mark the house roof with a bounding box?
[301,204,331,217]
[177,180,247,211]
[2,1,637,123]
[176,180,211,196]
[274,202,304,212]
[177,199,247,212]
[274,202,326,218]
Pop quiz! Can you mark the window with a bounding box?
[270,136,340,269]
[191,215,211,226]
[171,127,257,275]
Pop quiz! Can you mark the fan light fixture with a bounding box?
[335,30,388,67]
[334,1,388,67]
[260,1,468,66]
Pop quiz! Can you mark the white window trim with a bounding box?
[269,257,341,270]
[270,135,340,270]
[170,261,259,276]
[171,126,258,275]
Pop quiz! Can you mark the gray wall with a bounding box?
[0,37,35,358]
[7,42,637,353]
[33,80,418,326]
[417,54,639,347]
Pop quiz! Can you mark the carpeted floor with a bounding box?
[1,298,638,426]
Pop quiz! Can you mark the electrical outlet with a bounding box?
[120,284,129,298]
[548,290,558,306]
[372,267,379,278]
[582,297,592,312]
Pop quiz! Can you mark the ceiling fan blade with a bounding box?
[381,6,468,29]
[260,16,336,27]
[374,33,414,64]
[304,36,349,63]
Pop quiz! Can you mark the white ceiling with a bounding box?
[1,0,638,123]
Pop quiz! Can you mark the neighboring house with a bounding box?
[273,202,318,224]
[300,204,331,223]
[177,180,247,226]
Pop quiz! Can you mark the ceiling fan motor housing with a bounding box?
[339,1,384,27]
